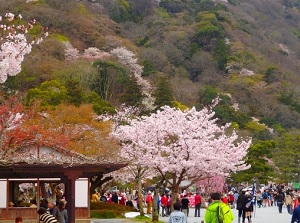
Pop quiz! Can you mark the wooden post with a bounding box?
[64,172,79,223]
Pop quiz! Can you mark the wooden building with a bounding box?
[0,144,126,223]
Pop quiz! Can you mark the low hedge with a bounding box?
[90,202,137,218]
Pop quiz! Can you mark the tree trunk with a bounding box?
[137,170,145,216]
[152,188,159,222]
[171,184,180,213]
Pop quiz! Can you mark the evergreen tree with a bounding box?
[153,77,174,109]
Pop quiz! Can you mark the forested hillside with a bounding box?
[2,0,300,184]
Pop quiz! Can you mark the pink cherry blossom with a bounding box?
[111,105,251,195]
[0,13,46,83]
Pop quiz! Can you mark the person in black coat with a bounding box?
[244,193,254,223]
[111,192,119,204]
[236,191,248,223]
[276,191,284,213]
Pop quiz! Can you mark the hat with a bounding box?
[60,199,67,205]
[9,202,14,206]
[49,199,56,205]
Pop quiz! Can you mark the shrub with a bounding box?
[90,202,137,219]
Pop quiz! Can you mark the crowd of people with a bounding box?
[36,198,68,223]
[93,183,300,223]
[32,183,300,223]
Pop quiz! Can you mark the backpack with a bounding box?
[216,203,234,223]
[245,200,252,208]
[262,192,268,199]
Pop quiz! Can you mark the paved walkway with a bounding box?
[91,205,292,223]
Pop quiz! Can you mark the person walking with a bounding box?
[166,194,172,216]
[244,193,253,223]
[262,190,268,207]
[194,192,202,217]
[180,194,189,217]
[285,191,294,214]
[146,192,153,214]
[276,191,284,213]
[236,191,248,223]
[204,192,234,223]
[168,202,187,223]
[161,193,168,217]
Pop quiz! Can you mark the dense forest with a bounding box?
[2,0,300,185]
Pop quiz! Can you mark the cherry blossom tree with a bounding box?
[64,42,111,61]
[111,105,251,209]
[0,12,47,83]
[196,175,226,195]
[110,47,155,109]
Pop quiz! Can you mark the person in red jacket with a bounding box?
[228,191,235,205]
[160,194,168,217]
[119,193,126,206]
[221,194,229,205]
[194,192,202,217]
[146,192,153,214]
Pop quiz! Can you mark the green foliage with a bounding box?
[52,34,69,42]
[172,101,189,111]
[291,27,300,38]
[160,0,188,13]
[245,121,267,133]
[119,77,144,106]
[213,39,230,70]
[26,80,68,108]
[195,12,225,49]
[109,0,132,23]
[213,105,252,128]
[198,86,231,106]
[90,202,136,218]
[263,65,280,83]
[64,79,84,107]
[91,210,116,219]
[273,133,300,182]
[193,0,215,12]
[136,36,150,47]
[153,77,174,108]
[141,59,156,76]
[232,140,276,183]
[197,86,251,128]
[189,42,200,56]
[196,24,224,39]
[198,86,218,106]
[92,60,127,101]
[278,81,294,105]
[86,92,115,115]
[259,117,275,126]
[236,51,256,66]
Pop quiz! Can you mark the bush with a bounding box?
[90,202,137,219]
[90,201,135,210]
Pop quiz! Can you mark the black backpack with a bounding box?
[216,205,223,223]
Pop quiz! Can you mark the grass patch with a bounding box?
[133,215,166,223]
